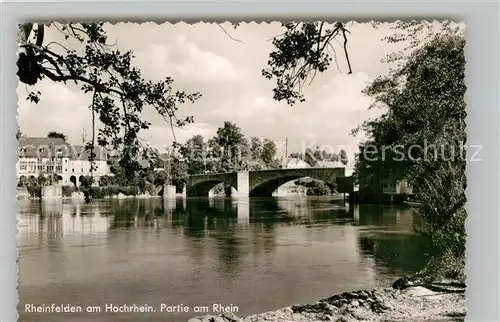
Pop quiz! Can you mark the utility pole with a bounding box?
[285,137,288,158]
[165,148,172,186]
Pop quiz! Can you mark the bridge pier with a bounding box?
[163,184,176,199]
[236,171,249,197]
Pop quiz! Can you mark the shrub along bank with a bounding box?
[61,184,157,199]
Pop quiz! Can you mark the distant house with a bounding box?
[285,158,311,169]
[313,160,344,168]
[382,180,415,195]
[17,137,112,186]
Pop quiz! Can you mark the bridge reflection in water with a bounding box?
[17,197,432,322]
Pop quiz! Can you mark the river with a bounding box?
[17,197,433,322]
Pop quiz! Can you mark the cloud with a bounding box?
[142,122,217,150]
[133,34,240,83]
[263,72,383,160]
[17,81,93,143]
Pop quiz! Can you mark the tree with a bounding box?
[206,138,223,173]
[261,139,277,167]
[152,153,188,191]
[353,31,466,281]
[339,149,348,165]
[18,176,29,187]
[180,135,207,175]
[304,148,317,167]
[214,121,247,172]
[16,23,201,180]
[249,137,263,161]
[313,146,323,162]
[47,131,66,141]
[169,155,189,190]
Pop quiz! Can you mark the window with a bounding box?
[56,166,62,173]
[72,169,74,172]
[20,165,27,171]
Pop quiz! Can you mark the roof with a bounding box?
[286,158,311,168]
[314,161,344,168]
[18,137,108,161]
[72,145,109,161]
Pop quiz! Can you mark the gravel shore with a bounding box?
[188,282,466,322]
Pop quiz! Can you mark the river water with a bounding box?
[17,197,433,322]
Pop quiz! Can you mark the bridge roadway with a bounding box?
[184,167,354,197]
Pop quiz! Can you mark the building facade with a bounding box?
[17,137,112,186]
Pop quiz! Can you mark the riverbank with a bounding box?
[189,281,466,322]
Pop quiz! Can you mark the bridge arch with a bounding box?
[186,172,238,197]
[248,168,344,197]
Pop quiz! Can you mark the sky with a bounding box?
[17,22,410,164]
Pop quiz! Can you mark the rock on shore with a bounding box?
[188,285,466,322]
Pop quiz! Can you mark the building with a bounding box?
[382,180,415,195]
[17,137,112,186]
[313,160,344,168]
[285,158,311,169]
[313,160,354,177]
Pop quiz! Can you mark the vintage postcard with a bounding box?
[16,21,467,321]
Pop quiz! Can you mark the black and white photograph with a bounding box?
[16,21,467,321]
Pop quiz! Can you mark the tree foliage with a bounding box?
[16,22,201,179]
[289,146,346,167]
[180,135,207,175]
[179,122,282,176]
[261,139,278,167]
[213,121,248,172]
[263,21,353,106]
[249,137,263,161]
[353,29,467,280]
[47,131,67,141]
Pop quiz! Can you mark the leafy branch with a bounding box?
[16,22,202,178]
[262,21,353,106]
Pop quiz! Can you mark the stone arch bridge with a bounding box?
[186,168,349,197]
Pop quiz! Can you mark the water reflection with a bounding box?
[18,197,432,322]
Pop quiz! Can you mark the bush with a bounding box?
[98,175,114,186]
[91,185,141,198]
[306,182,330,196]
[295,179,331,196]
[26,184,41,198]
[62,185,76,197]
[413,160,467,282]
[211,183,226,196]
